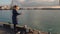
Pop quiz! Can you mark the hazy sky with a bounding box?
[0,0,12,6]
[0,0,59,7]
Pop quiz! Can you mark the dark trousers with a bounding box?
[14,24,17,34]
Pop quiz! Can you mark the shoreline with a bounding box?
[0,22,48,34]
[0,8,60,10]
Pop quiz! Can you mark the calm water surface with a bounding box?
[0,10,60,33]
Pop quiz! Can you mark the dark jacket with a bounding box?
[12,9,21,24]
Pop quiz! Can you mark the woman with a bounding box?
[12,5,21,34]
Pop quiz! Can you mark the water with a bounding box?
[0,10,60,33]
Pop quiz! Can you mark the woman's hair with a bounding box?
[13,5,18,8]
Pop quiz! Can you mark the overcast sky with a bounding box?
[0,0,12,6]
[0,0,59,7]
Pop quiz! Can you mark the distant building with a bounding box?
[0,6,2,9]
[1,5,10,10]
[0,6,1,9]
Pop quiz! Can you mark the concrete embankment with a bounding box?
[0,22,48,34]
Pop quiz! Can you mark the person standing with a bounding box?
[12,5,21,34]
